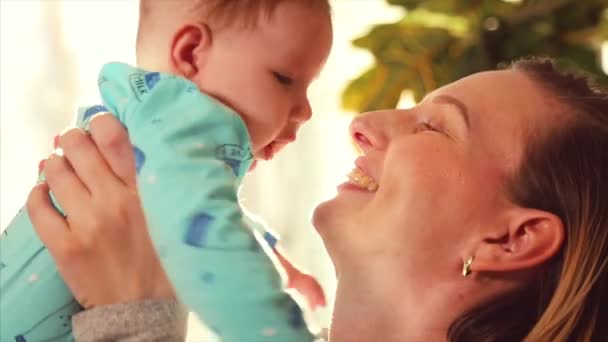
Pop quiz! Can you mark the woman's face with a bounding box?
[313,69,556,277]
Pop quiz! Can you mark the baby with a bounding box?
[0,0,332,341]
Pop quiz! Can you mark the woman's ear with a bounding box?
[471,208,564,273]
[169,23,212,79]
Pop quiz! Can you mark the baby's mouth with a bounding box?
[249,160,258,171]
[263,143,275,161]
[346,167,378,192]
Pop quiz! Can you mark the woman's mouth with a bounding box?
[346,167,378,192]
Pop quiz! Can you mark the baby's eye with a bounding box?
[273,72,293,86]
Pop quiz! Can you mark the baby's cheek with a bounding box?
[245,119,271,146]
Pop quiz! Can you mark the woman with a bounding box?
[28,58,608,341]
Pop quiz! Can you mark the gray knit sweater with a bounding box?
[72,300,329,341]
[72,299,188,341]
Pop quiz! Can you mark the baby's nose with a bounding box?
[291,99,312,123]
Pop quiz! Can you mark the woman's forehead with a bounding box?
[435,70,556,172]
[437,70,555,129]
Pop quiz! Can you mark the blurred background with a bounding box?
[1,0,606,340]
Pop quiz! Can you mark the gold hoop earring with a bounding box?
[462,256,474,277]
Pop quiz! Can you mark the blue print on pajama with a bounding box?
[288,303,305,329]
[127,71,159,101]
[133,146,145,174]
[185,213,215,247]
[263,231,278,249]
[224,159,241,176]
[144,72,160,90]
[201,271,215,284]
[82,105,108,122]
[215,144,252,176]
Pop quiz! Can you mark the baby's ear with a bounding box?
[471,208,564,274]
[170,23,213,78]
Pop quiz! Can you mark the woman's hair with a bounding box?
[448,57,608,341]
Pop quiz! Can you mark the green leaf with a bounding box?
[342,64,415,113]
[353,23,403,53]
[341,0,607,111]
[555,44,608,81]
[388,0,516,15]
[554,1,606,32]
[599,8,608,40]
[354,22,455,63]
[386,0,426,11]
[401,8,471,37]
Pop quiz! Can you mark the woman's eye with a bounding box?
[273,72,293,86]
[414,122,441,134]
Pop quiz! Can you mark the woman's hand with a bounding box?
[27,113,175,309]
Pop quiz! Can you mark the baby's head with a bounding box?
[136,0,333,161]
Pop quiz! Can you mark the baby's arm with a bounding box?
[97,63,313,342]
[262,231,327,310]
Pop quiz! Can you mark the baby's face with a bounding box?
[191,1,333,161]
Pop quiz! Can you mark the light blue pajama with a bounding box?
[0,63,313,342]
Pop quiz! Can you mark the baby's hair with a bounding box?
[197,0,330,28]
[138,0,330,31]
[137,0,330,60]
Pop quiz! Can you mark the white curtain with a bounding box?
[0,1,404,339]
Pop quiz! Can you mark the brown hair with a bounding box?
[138,0,330,30]
[136,0,330,60]
[448,58,608,341]
[196,0,330,28]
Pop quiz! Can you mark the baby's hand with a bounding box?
[271,245,326,310]
[286,269,327,311]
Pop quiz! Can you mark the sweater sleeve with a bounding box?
[72,299,188,342]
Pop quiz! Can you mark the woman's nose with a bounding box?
[349,111,391,152]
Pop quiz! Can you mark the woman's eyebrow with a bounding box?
[431,94,471,129]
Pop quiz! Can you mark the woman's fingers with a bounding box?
[26,182,74,255]
[44,152,91,218]
[58,128,111,193]
[88,113,137,188]
[58,127,122,195]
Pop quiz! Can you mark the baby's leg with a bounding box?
[0,209,80,342]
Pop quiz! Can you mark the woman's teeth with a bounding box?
[347,168,378,192]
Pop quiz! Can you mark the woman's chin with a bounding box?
[311,198,350,237]
[311,200,331,233]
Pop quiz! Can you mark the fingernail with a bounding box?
[53,135,59,148]
[38,159,46,174]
